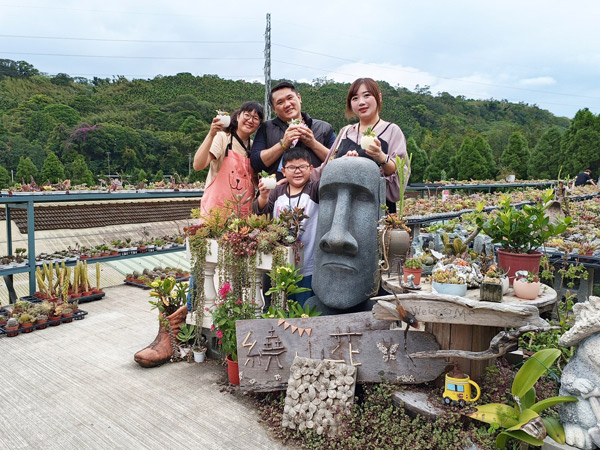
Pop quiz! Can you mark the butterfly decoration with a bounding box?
[376,341,400,362]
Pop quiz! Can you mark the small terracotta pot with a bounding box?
[5,325,19,337]
[49,315,61,326]
[226,354,240,385]
[403,267,423,285]
[20,322,34,333]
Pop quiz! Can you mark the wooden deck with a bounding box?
[0,285,288,450]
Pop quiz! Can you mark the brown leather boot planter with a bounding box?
[134,305,188,368]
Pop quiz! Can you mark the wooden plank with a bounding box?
[235,312,447,392]
[450,324,473,377]
[372,293,548,327]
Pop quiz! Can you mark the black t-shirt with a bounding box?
[574,172,592,186]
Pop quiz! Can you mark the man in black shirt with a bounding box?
[574,169,596,187]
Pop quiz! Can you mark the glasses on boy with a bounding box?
[284,164,310,172]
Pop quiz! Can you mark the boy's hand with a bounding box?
[257,179,270,199]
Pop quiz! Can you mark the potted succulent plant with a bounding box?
[431,267,467,297]
[5,317,19,337]
[513,270,542,300]
[480,265,507,303]
[402,257,423,285]
[18,313,36,333]
[177,323,196,359]
[380,154,412,272]
[474,190,572,283]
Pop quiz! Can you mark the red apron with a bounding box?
[200,135,254,219]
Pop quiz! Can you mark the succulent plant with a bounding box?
[6,317,18,328]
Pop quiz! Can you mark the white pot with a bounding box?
[261,177,277,190]
[501,277,509,295]
[360,135,376,151]
[505,174,516,182]
[179,346,190,358]
[216,114,230,127]
[193,350,206,363]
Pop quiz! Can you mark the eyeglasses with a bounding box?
[241,111,261,124]
[284,164,310,172]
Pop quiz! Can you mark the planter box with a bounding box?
[204,239,301,269]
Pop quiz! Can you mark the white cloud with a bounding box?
[518,77,556,87]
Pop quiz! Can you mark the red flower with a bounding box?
[215,330,223,338]
[219,282,232,299]
[210,324,215,331]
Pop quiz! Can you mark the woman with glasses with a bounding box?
[322,78,408,213]
[193,101,264,217]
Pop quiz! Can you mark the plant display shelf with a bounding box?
[406,180,556,198]
[0,309,88,337]
[0,190,202,302]
[22,290,106,304]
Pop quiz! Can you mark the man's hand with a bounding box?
[298,126,316,148]
[256,179,270,210]
[283,126,303,148]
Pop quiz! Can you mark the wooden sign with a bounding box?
[235,312,447,392]
[371,293,548,328]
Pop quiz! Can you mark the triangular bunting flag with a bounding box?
[278,318,285,327]
[298,328,305,337]
[305,328,312,336]
[284,322,291,330]
[291,326,298,334]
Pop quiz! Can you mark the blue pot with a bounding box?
[432,281,467,297]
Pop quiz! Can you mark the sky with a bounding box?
[2,0,600,119]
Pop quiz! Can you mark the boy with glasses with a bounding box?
[254,147,319,306]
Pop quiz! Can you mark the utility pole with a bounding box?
[188,152,192,177]
[107,152,110,177]
[264,13,272,120]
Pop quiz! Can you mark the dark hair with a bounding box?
[585,169,592,173]
[282,147,311,167]
[345,78,382,119]
[269,81,298,107]
[226,101,264,134]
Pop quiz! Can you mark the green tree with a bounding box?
[473,135,496,179]
[154,169,164,182]
[122,147,138,172]
[406,137,429,183]
[528,126,562,179]
[69,154,95,186]
[424,139,456,182]
[500,131,529,179]
[456,137,487,180]
[15,156,38,184]
[0,165,10,188]
[559,109,600,177]
[40,151,66,183]
[137,169,148,183]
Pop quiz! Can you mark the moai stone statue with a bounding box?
[559,296,600,450]
[306,158,386,315]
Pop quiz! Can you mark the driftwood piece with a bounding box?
[372,292,548,328]
[235,312,447,392]
[408,325,560,360]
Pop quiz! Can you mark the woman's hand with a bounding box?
[208,117,226,137]
[343,150,360,157]
[364,137,386,165]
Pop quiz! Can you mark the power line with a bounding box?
[0,34,262,44]
[0,51,262,61]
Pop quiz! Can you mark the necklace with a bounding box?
[287,182,307,209]
[355,118,381,150]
